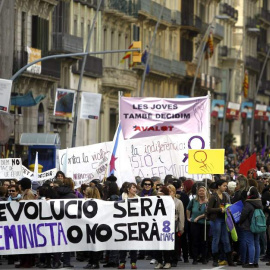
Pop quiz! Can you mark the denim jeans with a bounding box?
[210,218,231,254]
[241,230,260,264]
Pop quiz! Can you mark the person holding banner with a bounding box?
[118,183,138,269]
[166,184,185,269]
[207,180,235,267]
[186,185,209,265]
[84,186,102,269]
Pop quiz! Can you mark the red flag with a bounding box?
[239,153,256,176]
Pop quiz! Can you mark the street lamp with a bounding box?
[190,15,229,97]
[249,46,270,151]
[220,27,260,148]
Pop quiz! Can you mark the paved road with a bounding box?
[1,257,270,270]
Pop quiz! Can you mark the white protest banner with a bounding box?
[120,96,210,139]
[59,133,210,182]
[59,142,113,186]
[22,166,57,184]
[0,79,12,113]
[80,92,102,119]
[0,197,175,255]
[0,158,22,179]
[125,133,211,181]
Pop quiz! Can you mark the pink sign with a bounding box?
[120,96,210,139]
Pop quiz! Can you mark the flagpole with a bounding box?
[140,0,165,97]
[249,46,270,151]
[71,0,103,148]
[190,15,229,97]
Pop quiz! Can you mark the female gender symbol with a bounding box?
[193,150,208,169]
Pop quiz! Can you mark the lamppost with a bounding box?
[190,15,229,97]
[220,27,260,148]
[249,46,270,151]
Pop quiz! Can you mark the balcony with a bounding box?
[132,0,151,19]
[171,60,186,78]
[246,56,261,73]
[13,50,60,79]
[213,23,224,41]
[181,14,202,34]
[150,55,171,76]
[220,3,238,21]
[171,10,181,26]
[51,32,83,54]
[74,0,104,10]
[104,0,133,16]
[102,67,137,91]
[186,62,200,78]
[257,42,269,55]
[72,55,103,78]
[259,8,270,25]
[227,48,241,59]
[246,17,260,33]
[152,2,171,24]
[210,67,223,82]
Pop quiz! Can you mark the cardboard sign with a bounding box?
[188,149,225,174]
[0,158,22,179]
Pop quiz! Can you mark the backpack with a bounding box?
[250,208,267,234]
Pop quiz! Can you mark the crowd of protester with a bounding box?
[1,147,270,269]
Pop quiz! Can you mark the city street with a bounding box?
[1,258,270,270]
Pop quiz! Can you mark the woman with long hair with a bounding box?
[84,187,102,269]
[118,183,139,269]
[207,180,235,266]
[186,185,209,265]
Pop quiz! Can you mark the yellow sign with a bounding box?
[188,149,225,174]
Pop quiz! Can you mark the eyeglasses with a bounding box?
[8,190,16,193]
[144,183,151,186]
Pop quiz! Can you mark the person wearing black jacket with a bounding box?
[55,182,77,268]
[239,187,263,268]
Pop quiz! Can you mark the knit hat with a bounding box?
[18,178,32,190]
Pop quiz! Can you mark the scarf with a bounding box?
[141,188,153,197]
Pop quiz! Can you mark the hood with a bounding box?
[246,198,263,209]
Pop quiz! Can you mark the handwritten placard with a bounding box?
[0,158,22,179]
[188,149,225,174]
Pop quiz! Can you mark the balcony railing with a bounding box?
[171,10,181,25]
[257,42,269,54]
[74,0,104,10]
[181,14,202,31]
[171,60,186,77]
[132,0,151,17]
[51,32,83,54]
[105,0,133,15]
[259,80,270,91]
[72,55,103,78]
[259,8,270,23]
[150,54,171,75]
[213,23,224,39]
[246,17,259,29]
[228,48,241,59]
[246,56,261,73]
[13,51,28,73]
[151,2,171,23]
[220,3,238,21]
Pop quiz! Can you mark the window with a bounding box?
[32,16,49,55]
[81,18,84,38]
[74,15,77,36]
